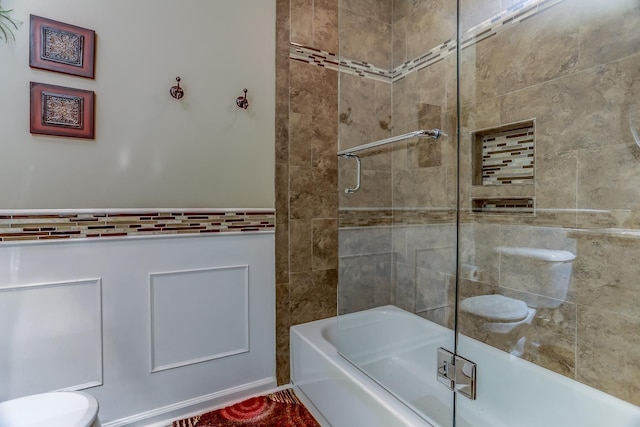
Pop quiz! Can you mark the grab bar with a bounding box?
[336,129,445,157]
[342,154,361,194]
[338,129,445,193]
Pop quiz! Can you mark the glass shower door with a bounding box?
[336,0,640,425]
[455,0,640,425]
[336,1,458,425]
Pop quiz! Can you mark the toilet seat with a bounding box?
[460,294,530,322]
[0,391,99,427]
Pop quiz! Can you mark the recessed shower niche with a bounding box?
[471,120,535,214]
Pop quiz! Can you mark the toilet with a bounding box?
[0,391,100,427]
[460,246,576,356]
[460,293,537,356]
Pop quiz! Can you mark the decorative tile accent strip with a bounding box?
[460,0,564,50]
[481,125,535,185]
[392,209,457,225]
[339,208,455,227]
[471,198,535,214]
[339,208,394,227]
[290,0,564,83]
[391,40,454,82]
[289,43,392,83]
[0,209,275,242]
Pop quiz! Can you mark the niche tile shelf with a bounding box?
[472,120,535,186]
[470,120,535,215]
[471,198,535,215]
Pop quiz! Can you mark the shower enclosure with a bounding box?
[336,0,640,425]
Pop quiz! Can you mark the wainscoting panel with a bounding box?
[150,266,250,372]
[0,279,103,398]
[0,232,275,424]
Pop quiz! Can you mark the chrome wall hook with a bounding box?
[236,88,249,109]
[170,77,184,100]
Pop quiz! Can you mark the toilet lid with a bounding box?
[0,391,98,427]
[461,295,530,322]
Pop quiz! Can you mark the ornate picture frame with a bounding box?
[29,15,96,79]
[30,82,95,139]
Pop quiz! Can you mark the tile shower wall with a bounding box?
[337,0,395,318]
[336,0,458,324]
[275,0,339,385]
[459,0,640,406]
[336,0,458,317]
[387,0,458,329]
[279,0,640,407]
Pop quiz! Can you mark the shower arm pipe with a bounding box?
[336,129,445,157]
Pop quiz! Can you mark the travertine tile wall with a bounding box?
[339,226,393,313]
[389,0,458,325]
[336,0,458,320]
[275,0,340,385]
[279,0,640,406]
[337,1,395,318]
[336,0,459,320]
[458,0,640,405]
[337,0,393,210]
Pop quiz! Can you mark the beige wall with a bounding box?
[0,0,275,209]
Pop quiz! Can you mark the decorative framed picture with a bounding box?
[30,82,95,139]
[29,15,96,79]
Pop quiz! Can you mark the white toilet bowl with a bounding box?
[460,247,576,356]
[460,294,536,356]
[0,391,100,427]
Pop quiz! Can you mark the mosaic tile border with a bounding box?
[481,125,535,186]
[460,0,564,48]
[289,43,392,83]
[391,40,455,82]
[290,0,564,83]
[339,208,456,227]
[471,198,535,214]
[0,209,275,242]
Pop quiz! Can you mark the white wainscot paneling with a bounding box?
[0,232,275,425]
[150,266,249,372]
[0,279,103,399]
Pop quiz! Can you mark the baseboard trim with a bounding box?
[102,377,277,427]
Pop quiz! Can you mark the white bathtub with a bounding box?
[291,305,640,427]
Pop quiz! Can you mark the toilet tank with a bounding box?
[495,246,576,308]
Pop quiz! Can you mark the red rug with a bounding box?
[172,389,321,427]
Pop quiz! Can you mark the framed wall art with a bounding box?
[30,82,95,139]
[29,15,96,79]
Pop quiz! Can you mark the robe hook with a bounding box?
[236,88,249,109]
[170,77,184,100]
